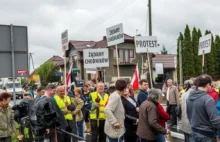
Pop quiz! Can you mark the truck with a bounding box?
[1,78,24,99]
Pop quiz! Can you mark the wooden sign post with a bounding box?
[106,23,124,79]
[61,30,68,95]
[147,48,153,88]
[198,34,212,74]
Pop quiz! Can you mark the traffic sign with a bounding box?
[17,70,27,74]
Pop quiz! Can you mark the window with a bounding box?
[114,49,134,63]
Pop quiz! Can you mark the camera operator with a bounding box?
[30,84,67,142]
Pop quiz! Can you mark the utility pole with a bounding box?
[148,0,152,36]
[179,41,183,85]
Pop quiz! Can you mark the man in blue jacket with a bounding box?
[187,74,220,142]
[137,79,149,106]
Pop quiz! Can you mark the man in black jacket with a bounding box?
[137,79,149,106]
[187,74,220,142]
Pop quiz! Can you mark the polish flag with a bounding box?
[131,64,139,91]
[66,63,73,87]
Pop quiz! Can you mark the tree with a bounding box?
[192,27,201,76]
[36,62,60,86]
[204,30,215,77]
[161,45,168,54]
[182,25,195,80]
[215,35,220,78]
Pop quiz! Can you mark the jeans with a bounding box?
[156,133,165,142]
[192,132,216,142]
[77,120,84,138]
[184,133,193,142]
[108,136,123,142]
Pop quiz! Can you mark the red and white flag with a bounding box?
[66,63,73,87]
[131,64,139,91]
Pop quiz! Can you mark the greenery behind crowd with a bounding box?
[176,25,220,82]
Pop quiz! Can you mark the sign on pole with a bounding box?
[86,68,96,74]
[135,36,158,53]
[61,30,68,51]
[198,34,211,55]
[83,48,109,69]
[155,63,164,74]
[17,70,27,74]
[106,23,124,47]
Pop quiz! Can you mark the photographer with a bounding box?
[30,84,66,142]
[0,92,16,142]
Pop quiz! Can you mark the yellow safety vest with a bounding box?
[90,92,109,120]
[54,95,73,120]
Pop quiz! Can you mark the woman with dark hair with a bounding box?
[121,87,139,142]
[104,79,127,142]
[0,92,16,142]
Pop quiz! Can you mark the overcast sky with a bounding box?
[1,0,220,71]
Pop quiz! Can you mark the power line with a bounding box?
[77,0,139,35]
[79,0,130,32]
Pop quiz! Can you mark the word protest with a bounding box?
[61,30,68,51]
[86,68,96,74]
[198,34,212,55]
[83,48,109,69]
[135,36,158,53]
[106,23,124,46]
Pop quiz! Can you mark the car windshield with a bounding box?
[6,83,21,89]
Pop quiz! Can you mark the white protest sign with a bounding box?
[155,63,164,74]
[83,48,109,69]
[106,23,124,46]
[61,30,68,51]
[135,36,158,53]
[86,68,96,74]
[198,34,211,55]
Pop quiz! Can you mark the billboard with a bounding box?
[0,25,29,78]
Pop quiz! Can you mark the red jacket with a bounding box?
[208,89,218,104]
[157,104,170,128]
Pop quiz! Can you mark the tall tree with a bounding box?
[197,29,202,75]
[192,27,201,76]
[205,30,215,77]
[215,35,220,78]
[177,32,184,84]
[36,62,60,86]
[161,45,168,54]
[182,25,194,80]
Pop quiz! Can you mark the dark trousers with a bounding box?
[139,138,156,142]
[82,109,90,122]
[91,119,106,142]
[124,136,137,142]
[58,120,75,142]
[169,104,177,125]
[0,137,11,142]
[33,129,46,142]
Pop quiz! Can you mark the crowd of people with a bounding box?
[1,75,220,142]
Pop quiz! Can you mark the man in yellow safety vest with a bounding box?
[90,82,109,142]
[53,86,76,142]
